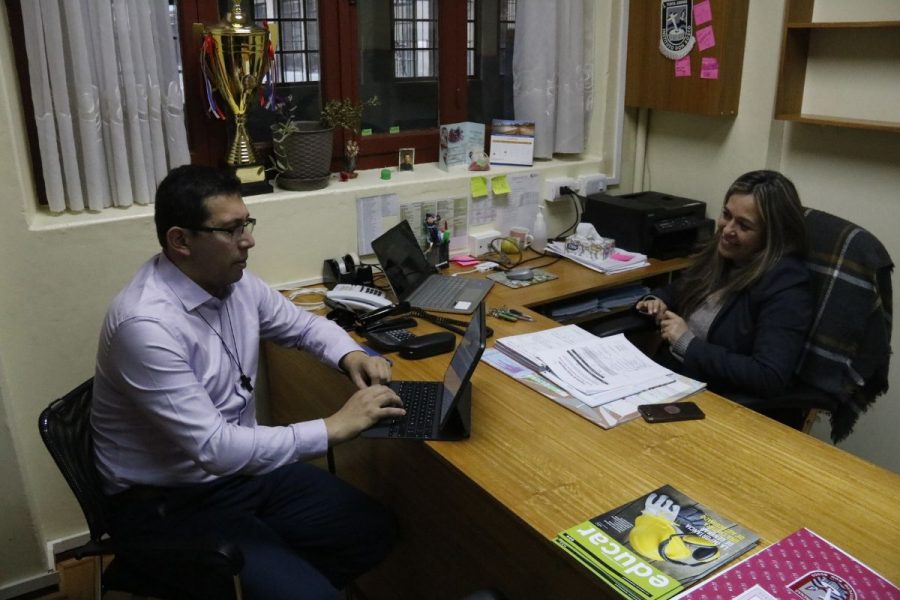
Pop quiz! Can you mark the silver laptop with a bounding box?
[371,220,493,314]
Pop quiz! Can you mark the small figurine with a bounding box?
[425,213,442,246]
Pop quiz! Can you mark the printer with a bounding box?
[582,191,714,259]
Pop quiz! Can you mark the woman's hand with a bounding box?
[636,297,668,324]
[659,310,689,344]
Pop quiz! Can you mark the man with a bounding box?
[92,165,405,599]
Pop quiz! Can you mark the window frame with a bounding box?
[180,0,467,170]
[9,0,475,198]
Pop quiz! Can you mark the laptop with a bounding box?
[371,220,493,314]
[362,302,486,440]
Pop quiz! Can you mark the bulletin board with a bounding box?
[625,0,749,116]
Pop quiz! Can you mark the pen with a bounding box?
[507,308,534,321]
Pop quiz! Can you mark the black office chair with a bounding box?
[592,209,892,441]
[39,378,244,599]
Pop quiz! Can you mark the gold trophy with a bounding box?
[199,1,272,192]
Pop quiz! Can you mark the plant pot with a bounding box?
[272,121,334,191]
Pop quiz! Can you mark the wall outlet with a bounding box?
[578,173,608,196]
[468,229,502,257]
[544,176,579,202]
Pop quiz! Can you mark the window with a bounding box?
[392,0,437,79]
[467,0,477,78]
[253,0,320,84]
[498,0,515,77]
[8,0,519,207]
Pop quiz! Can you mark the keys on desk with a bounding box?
[490,307,535,322]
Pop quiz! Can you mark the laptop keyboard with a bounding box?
[409,276,468,309]
[386,381,440,438]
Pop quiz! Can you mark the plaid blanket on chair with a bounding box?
[796,209,893,442]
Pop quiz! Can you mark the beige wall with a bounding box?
[2,0,898,592]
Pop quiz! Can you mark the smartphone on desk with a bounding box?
[638,401,705,423]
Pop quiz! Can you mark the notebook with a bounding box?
[362,302,486,440]
[370,220,493,314]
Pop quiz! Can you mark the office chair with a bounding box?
[590,209,892,441]
[784,209,893,441]
[39,378,244,599]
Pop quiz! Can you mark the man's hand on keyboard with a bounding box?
[324,385,405,445]
[340,350,393,388]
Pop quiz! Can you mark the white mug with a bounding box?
[509,226,533,250]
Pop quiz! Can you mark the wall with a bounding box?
[0,3,625,592]
[633,0,900,471]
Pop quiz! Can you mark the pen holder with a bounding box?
[427,241,450,269]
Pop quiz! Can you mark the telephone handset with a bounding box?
[325,284,393,311]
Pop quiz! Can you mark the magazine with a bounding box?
[676,527,900,600]
[555,485,759,600]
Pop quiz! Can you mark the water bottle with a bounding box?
[532,207,547,253]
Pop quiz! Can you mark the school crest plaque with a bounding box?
[659,0,694,60]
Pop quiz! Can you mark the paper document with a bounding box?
[482,348,705,429]
[494,327,681,408]
[546,241,649,274]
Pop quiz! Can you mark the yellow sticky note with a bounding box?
[470,176,488,198]
[491,175,511,195]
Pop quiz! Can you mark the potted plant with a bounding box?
[321,96,379,179]
[269,101,334,191]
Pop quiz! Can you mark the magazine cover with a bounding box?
[555,485,759,600]
[678,528,900,600]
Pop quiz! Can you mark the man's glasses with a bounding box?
[189,218,256,239]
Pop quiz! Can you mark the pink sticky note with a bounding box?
[674,56,692,77]
[693,0,712,26]
[610,252,633,262]
[700,57,719,80]
[696,25,716,51]
[451,255,480,266]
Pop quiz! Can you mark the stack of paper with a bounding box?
[546,241,649,274]
[488,325,705,428]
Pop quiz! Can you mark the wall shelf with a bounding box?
[774,1,900,132]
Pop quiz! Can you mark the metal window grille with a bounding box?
[392,0,437,79]
[467,0,477,78]
[252,0,320,83]
[498,0,515,77]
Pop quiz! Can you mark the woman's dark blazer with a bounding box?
[653,256,813,399]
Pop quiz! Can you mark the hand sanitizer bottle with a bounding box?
[532,207,547,253]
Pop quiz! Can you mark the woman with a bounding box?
[636,170,813,409]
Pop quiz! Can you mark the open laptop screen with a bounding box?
[370,220,436,301]
[440,302,485,426]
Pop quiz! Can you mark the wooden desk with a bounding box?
[265,262,900,599]
[486,255,692,310]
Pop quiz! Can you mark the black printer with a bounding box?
[581,191,714,259]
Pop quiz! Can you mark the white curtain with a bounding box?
[513,0,595,159]
[21,0,190,213]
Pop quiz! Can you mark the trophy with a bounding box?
[199,1,272,193]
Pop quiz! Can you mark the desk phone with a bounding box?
[325,284,393,311]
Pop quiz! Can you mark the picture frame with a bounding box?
[398,147,415,171]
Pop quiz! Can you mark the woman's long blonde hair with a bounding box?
[675,170,807,318]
